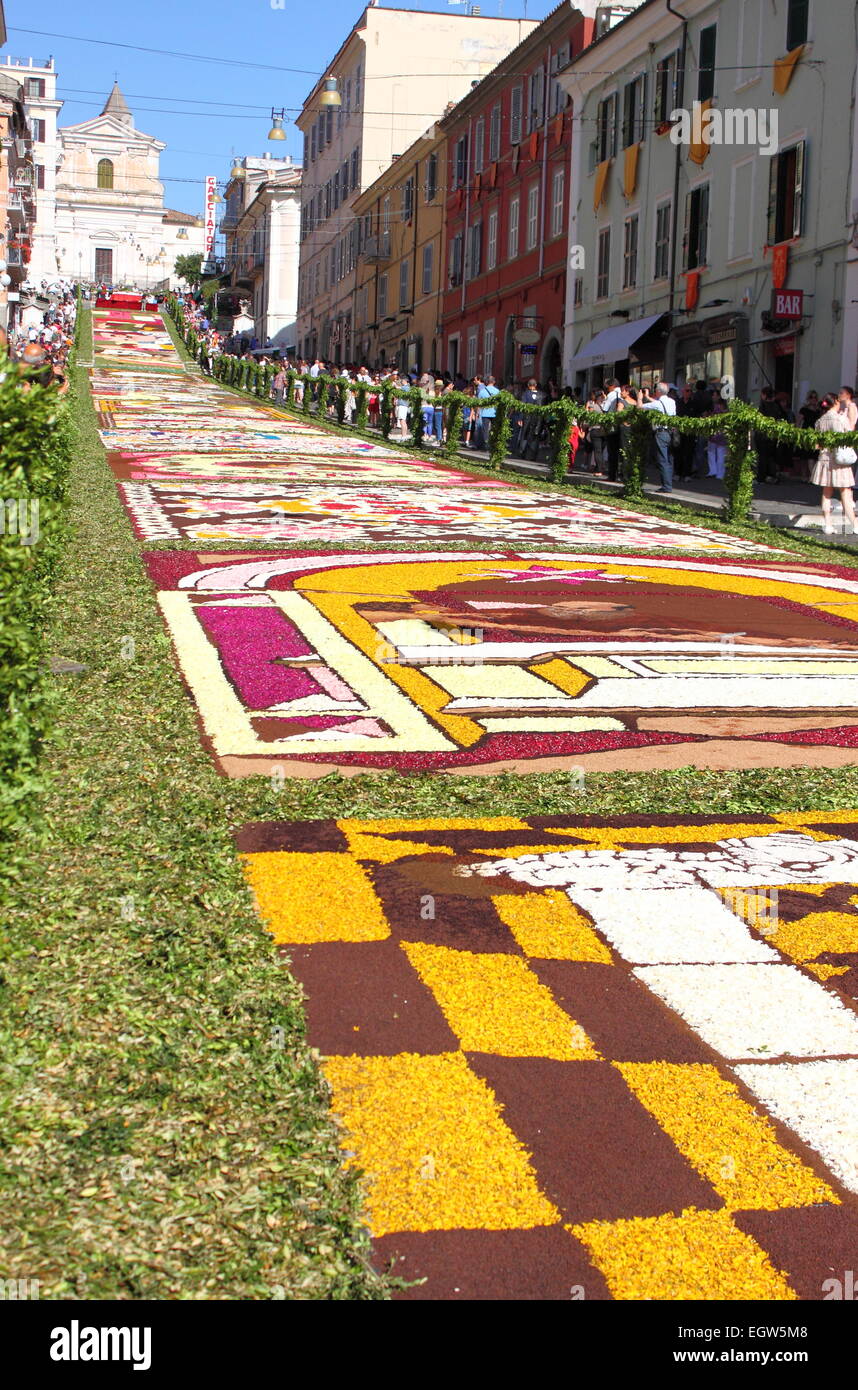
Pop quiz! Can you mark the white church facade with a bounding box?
[52,83,204,289]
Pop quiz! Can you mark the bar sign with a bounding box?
[772,288,804,319]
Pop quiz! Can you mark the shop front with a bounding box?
[668,313,748,400]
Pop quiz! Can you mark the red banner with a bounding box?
[685,270,700,311]
[772,242,789,290]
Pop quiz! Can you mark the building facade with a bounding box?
[560,0,855,404]
[161,208,206,291]
[0,57,61,284]
[229,161,302,348]
[54,84,170,288]
[440,1,596,388]
[0,65,37,330]
[296,5,540,364]
[352,124,446,372]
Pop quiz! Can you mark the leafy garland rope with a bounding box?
[166,295,858,523]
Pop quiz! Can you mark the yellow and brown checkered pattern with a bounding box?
[238,812,858,1300]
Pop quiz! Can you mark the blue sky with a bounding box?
[6,0,557,214]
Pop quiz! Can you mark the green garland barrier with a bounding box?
[184,334,858,521]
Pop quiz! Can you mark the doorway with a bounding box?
[94,247,113,282]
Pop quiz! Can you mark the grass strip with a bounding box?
[0,316,388,1301]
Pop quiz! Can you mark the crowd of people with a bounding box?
[173,298,858,521]
[2,277,77,393]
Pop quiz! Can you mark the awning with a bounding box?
[569,313,666,370]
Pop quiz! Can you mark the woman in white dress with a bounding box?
[812,393,858,533]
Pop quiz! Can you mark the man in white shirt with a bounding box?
[641,381,676,493]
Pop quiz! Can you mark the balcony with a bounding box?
[361,233,391,263]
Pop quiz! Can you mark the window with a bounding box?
[483,320,495,376]
[26,77,45,99]
[467,327,478,378]
[654,201,672,279]
[622,75,646,148]
[787,0,809,50]
[698,25,717,102]
[596,94,618,162]
[449,232,464,286]
[383,196,391,233]
[549,44,570,116]
[508,195,520,259]
[351,146,360,192]
[487,209,498,269]
[342,159,349,198]
[422,242,433,294]
[596,226,611,299]
[573,275,583,307]
[425,152,438,202]
[489,103,501,161]
[36,164,45,190]
[510,84,523,145]
[325,108,333,144]
[453,136,468,189]
[527,66,545,133]
[474,116,485,175]
[324,182,331,219]
[466,222,482,280]
[30,117,46,143]
[314,261,320,297]
[767,141,805,243]
[403,176,414,223]
[683,184,710,269]
[354,63,363,112]
[305,133,311,168]
[378,274,388,317]
[654,51,679,125]
[337,239,345,280]
[526,183,539,250]
[345,79,352,117]
[399,257,410,308]
[333,170,340,210]
[623,214,639,289]
[97,159,114,190]
[551,167,565,237]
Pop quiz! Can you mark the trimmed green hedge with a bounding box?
[0,354,75,835]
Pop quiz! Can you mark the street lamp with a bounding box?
[319,76,341,108]
[230,159,245,179]
[267,108,287,140]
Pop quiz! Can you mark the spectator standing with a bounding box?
[640,381,676,493]
[812,393,857,533]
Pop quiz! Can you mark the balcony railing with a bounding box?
[361,233,391,262]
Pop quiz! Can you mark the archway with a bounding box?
[541,329,562,388]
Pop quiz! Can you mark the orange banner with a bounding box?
[553,113,564,147]
[689,99,713,166]
[771,242,789,290]
[774,45,805,95]
[529,130,539,162]
[623,143,640,198]
[593,158,611,212]
[685,270,700,311]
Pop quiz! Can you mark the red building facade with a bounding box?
[440,2,594,389]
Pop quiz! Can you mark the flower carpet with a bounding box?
[237,812,858,1299]
[145,549,858,776]
[83,309,858,1299]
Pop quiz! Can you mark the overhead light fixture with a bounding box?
[212,192,223,204]
[268,108,287,140]
[702,298,730,308]
[320,76,342,108]
[230,160,245,179]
